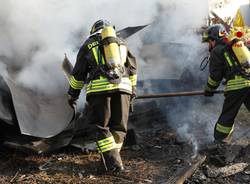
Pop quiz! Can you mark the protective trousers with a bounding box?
[214,87,250,141]
[87,92,130,171]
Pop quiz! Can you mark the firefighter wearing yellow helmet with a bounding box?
[202,23,250,144]
[68,19,137,173]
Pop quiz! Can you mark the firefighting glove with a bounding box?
[204,86,214,97]
[131,86,137,100]
[68,95,77,109]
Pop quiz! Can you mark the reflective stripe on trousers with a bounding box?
[96,136,116,153]
[215,123,234,134]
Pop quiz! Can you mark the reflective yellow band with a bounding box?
[225,78,250,91]
[216,123,234,134]
[92,46,107,80]
[86,77,132,94]
[97,144,116,153]
[69,76,84,90]
[224,52,233,67]
[87,78,131,87]
[92,47,98,64]
[92,46,105,65]
[97,136,115,147]
[96,136,116,153]
[208,76,220,87]
[129,75,137,86]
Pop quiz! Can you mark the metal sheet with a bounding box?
[0,75,16,125]
[117,25,149,39]
[0,96,14,125]
[6,78,74,138]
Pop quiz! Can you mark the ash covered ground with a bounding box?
[0,101,249,184]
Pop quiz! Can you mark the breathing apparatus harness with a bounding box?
[101,27,125,84]
[87,27,125,84]
[200,37,250,78]
[224,38,250,80]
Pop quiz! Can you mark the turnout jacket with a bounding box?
[68,34,137,99]
[206,40,250,92]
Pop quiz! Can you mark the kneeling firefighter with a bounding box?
[202,24,250,143]
[67,19,137,172]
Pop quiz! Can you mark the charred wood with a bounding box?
[166,154,206,184]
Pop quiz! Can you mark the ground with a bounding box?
[0,105,249,184]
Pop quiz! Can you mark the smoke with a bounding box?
[0,0,207,89]
[0,0,224,152]
[172,97,223,155]
[137,0,209,81]
[136,0,225,153]
[0,0,158,94]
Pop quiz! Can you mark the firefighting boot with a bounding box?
[214,124,234,145]
[103,149,124,172]
[222,132,233,144]
[214,131,233,145]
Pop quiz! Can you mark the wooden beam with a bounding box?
[166,154,206,184]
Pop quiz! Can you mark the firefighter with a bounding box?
[67,19,137,173]
[202,24,250,144]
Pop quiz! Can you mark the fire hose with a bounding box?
[135,90,224,99]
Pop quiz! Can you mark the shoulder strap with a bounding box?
[223,46,242,82]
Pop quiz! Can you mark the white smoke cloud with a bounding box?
[0,0,210,92]
[0,0,225,150]
[137,0,209,80]
[0,0,158,94]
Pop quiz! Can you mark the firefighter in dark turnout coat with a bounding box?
[67,20,137,172]
[202,24,250,143]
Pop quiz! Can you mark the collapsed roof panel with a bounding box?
[5,78,74,138]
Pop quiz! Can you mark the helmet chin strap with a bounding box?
[88,29,103,38]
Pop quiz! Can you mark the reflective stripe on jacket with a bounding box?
[225,75,250,91]
[86,43,133,95]
[206,42,250,92]
[87,77,132,94]
[69,76,84,90]
[68,35,137,98]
